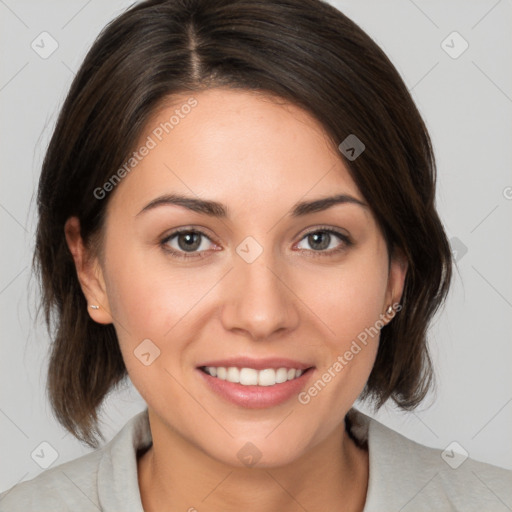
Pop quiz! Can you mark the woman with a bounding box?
[1,0,510,510]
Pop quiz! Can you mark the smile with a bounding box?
[200,366,307,386]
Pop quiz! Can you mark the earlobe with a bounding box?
[64,217,113,325]
[383,247,408,323]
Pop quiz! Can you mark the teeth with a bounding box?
[276,368,288,383]
[240,368,257,385]
[227,367,240,383]
[204,366,305,386]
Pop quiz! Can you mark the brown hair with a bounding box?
[34,0,452,447]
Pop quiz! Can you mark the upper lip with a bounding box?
[197,357,314,371]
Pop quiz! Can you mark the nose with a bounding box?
[220,246,300,341]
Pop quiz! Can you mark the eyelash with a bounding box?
[160,226,353,260]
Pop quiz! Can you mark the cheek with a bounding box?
[299,246,388,401]
[101,241,178,346]
[103,255,204,399]
[306,251,389,344]
[103,244,221,356]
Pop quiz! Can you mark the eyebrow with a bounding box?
[136,192,368,218]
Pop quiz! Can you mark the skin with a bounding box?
[65,88,407,512]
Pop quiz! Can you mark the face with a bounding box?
[67,88,406,467]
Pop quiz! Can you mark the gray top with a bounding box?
[1,407,511,511]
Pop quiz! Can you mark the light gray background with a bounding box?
[1,0,511,494]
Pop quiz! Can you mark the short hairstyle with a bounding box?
[34,0,452,447]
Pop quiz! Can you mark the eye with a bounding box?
[295,227,352,256]
[161,228,216,259]
[161,226,352,260]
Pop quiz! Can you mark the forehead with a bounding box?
[107,88,365,216]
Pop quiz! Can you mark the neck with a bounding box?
[138,408,369,512]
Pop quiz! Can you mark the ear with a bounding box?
[382,246,408,323]
[64,216,113,325]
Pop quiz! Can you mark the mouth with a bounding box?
[198,365,314,387]
[196,362,316,409]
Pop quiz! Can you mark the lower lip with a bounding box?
[196,367,315,409]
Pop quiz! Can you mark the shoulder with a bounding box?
[348,408,512,512]
[0,449,103,511]
[0,408,151,512]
